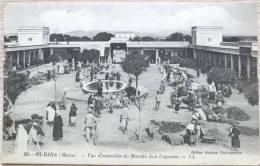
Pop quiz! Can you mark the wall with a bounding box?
[192,27,223,46]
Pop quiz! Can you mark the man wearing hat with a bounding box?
[84,108,96,142]
[120,101,129,134]
[69,101,78,126]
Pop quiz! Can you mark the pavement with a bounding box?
[3,64,259,157]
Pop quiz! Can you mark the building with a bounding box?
[115,31,135,39]
[18,27,50,46]
[191,26,257,80]
[4,26,258,81]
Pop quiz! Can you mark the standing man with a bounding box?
[69,101,77,126]
[97,80,103,97]
[155,91,161,110]
[84,108,96,142]
[53,110,63,141]
[105,72,109,90]
[90,70,94,82]
[229,124,240,151]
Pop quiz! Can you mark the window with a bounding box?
[208,37,212,42]
[28,38,32,41]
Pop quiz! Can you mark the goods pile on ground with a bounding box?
[150,120,185,134]
[226,106,250,121]
[29,72,48,85]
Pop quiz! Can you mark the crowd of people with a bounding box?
[152,64,240,149]
[13,61,241,153]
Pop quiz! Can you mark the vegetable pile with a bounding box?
[226,106,250,121]
[150,120,185,134]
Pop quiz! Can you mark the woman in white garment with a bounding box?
[15,124,29,154]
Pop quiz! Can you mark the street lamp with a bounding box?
[135,91,149,142]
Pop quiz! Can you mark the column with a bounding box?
[50,48,54,55]
[214,53,216,66]
[247,56,250,80]
[219,53,222,66]
[155,49,159,64]
[193,49,197,60]
[23,50,26,68]
[230,54,233,70]
[224,54,227,68]
[29,52,31,65]
[39,48,43,59]
[238,55,241,78]
[17,51,20,66]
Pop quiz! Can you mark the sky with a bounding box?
[4,2,258,35]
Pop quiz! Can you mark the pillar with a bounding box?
[247,56,250,80]
[214,53,216,66]
[17,51,19,66]
[238,55,241,78]
[230,54,233,70]
[50,48,54,55]
[224,54,227,68]
[193,49,197,60]
[29,52,31,65]
[155,49,159,64]
[23,50,26,68]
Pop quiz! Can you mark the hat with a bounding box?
[72,101,76,105]
[33,122,38,126]
[218,90,222,94]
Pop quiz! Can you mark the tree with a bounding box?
[223,36,241,42]
[89,49,100,63]
[31,58,44,68]
[81,36,91,41]
[92,32,114,41]
[122,51,147,141]
[132,36,141,41]
[59,51,72,62]
[141,36,155,41]
[207,67,239,85]
[79,49,91,79]
[4,54,13,74]
[4,36,10,42]
[165,32,192,42]
[47,54,60,101]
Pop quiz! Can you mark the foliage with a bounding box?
[4,36,10,42]
[66,48,80,61]
[122,51,147,76]
[132,36,141,41]
[4,72,30,104]
[92,32,114,41]
[50,33,91,41]
[47,54,60,65]
[59,51,72,61]
[79,49,100,64]
[31,59,44,68]
[226,106,250,121]
[4,54,13,74]
[170,56,183,64]
[179,59,197,69]
[141,36,155,41]
[165,32,192,43]
[244,83,258,105]
[223,36,240,42]
[207,67,239,85]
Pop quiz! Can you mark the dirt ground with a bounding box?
[3,64,260,157]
